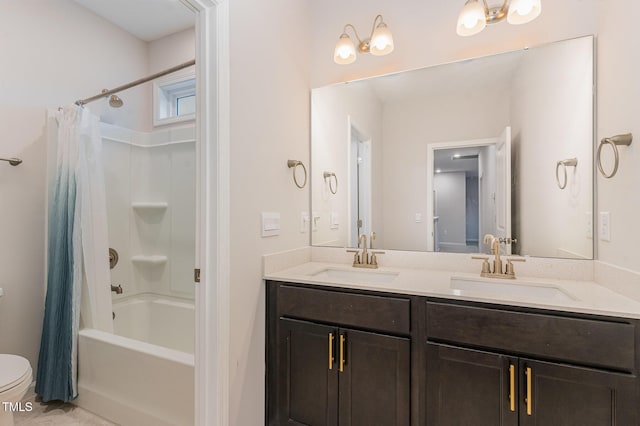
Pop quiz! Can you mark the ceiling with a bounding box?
[73,0,195,42]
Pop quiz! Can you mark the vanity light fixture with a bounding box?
[457,0,541,37]
[334,14,394,65]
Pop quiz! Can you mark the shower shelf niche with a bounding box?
[131,202,169,212]
[131,255,168,265]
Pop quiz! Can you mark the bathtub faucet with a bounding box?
[111,284,123,294]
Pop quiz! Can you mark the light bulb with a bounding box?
[334,33,356,65]
[370,22,394,56]
[457,0,486,36]
[508,0,541,25]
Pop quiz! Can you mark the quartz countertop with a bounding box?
[264,262,640,320]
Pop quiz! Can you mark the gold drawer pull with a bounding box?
[328,333,334,370]
[339,334,346,372]
[509,364,515,412]
[525,366,532,415]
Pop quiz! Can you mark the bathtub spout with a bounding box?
[110,284,123,294]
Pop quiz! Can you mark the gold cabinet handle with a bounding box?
[339,334,346,372]
[525,366,532,415]
[328,333,334,370]
[509,364,515,412]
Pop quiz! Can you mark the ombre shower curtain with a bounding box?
[36,105,112,402]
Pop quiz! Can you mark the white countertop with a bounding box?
[264,261,640,320]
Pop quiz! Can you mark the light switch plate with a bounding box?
[599,211,611,242]
[312,212,320,232]
[261,212,280,237]
[330,212,339,229]
[415,213,423,223]
[300,212,310,233]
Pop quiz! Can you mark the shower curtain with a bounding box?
[36,105,112,402]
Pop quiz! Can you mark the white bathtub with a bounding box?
[76,294,195,426]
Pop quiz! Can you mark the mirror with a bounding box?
[311,35,594,259]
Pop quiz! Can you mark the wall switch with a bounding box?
[300,212,310,233]
[586,212,592,239]
[599,211,611,242]
[312,212,320,232]
[415,213,423,223]
[261,212,280,237]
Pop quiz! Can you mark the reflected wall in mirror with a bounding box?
[311,35,594,259]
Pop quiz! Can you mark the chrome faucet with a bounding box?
[111,284,123,294]
[347,232,384,269]
[472,234,525,279]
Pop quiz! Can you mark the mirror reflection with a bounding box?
[311,35,593,259]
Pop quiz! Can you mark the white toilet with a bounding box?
[0,355,33,426]
[0,287,33,426]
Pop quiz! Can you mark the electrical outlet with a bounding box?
[586,212,592,239]
[599,211,611,242]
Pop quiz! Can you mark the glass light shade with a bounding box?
[456,0,487,36]
[334,33,356,64]
[370,22,394,56]
[507,0,541,25]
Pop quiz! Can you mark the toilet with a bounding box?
[0,355,32,426]
[0,287,33,426]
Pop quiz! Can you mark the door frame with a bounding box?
[426,137,497,252]
[183,0,230,425]
[347,116,372,247]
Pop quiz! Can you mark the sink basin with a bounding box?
[311,268,399,284]
[450,276,577,303]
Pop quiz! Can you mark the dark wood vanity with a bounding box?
[266,280,640,426]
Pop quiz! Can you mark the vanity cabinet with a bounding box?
[267,282,414,426]
[266,281,640,426]
[426,300,639,426]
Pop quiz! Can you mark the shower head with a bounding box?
[100,89,124,108]
[109,94,124,108]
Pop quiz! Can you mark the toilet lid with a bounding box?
[0,354,32,393]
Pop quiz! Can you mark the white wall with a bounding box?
[311,82,383,247]
[228,0,311,424]
[382,87,509,250]
[310,0,597,88]
[511,37,593,259]
[0,0,148,372]
[149,27,195,73]
[596,1,640,272]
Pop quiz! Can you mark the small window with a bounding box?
[153,69,195,126]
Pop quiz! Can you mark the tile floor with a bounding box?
[13,387,116,425]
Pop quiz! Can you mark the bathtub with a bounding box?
[76,294,195,426]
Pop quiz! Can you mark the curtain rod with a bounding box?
[75,59,196,106]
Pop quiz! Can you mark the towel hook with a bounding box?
[555,158,577,190]
[0,157,22,166]
[323,171,338,194]
[287,160,307,189]
[597,133,632,179]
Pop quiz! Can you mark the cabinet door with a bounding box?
[426,343,518,426]
[338,328,411,426]
[519,359,637,426]
[278,318,338,426]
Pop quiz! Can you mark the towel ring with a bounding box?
[0,157,22,166]
[287,160,307,189]
[555,158,577,190]
[323,171,338,194]
[597,133,632,179]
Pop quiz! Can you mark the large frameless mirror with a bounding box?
[311,35,594,259]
